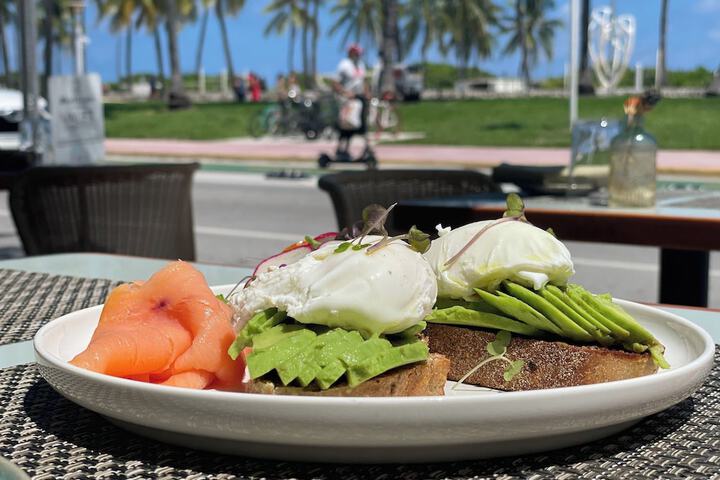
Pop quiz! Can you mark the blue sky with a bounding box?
[9,1,720,84]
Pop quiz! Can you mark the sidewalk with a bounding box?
[105,137,720,176]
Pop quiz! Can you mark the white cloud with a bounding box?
[696,0,720,12]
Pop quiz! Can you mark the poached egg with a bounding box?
[229,236,437,335]
[424,220,574,299]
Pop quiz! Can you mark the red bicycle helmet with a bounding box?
[347,43,363,56]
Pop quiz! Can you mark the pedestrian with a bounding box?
[233,75,246,102]
[249,73,262,102]
[333,44,371,160]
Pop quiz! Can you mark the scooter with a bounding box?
[318,146,377,169]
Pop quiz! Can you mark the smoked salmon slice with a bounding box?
[70,261,245,391]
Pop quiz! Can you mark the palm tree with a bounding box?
[195,1,211,75]
[135,0,165,83]
[96,0,138,88]
[164,0,189,105]
[263,0,305,74]
[438,0,499,79]
[578,0,594,94]
[215,0,245,84]
[329,0,381,50]
[0,2,14,86]
[655,0,668,88]
[310,0,321,85]
[403,0,443,63]
[502,0,562,89]
[379,0,399,94]
[40,0,72,97]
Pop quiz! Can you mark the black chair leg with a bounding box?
[659,248,710,307]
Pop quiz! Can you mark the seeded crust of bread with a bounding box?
[246,353,450,397]
[426,323,658,391]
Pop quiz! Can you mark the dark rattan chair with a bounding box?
[318,169,501,232]
[10,163,199,260]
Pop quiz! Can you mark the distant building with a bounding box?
[455,77,526,95]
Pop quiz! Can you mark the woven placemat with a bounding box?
[0,349,718,480]
[0,269,119,345]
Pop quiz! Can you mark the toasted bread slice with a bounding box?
[246,353,450,397]
[426,323,658,391]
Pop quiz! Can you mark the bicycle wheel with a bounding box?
[248,111,266,138]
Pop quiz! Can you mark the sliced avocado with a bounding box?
[228,308,287,359]
[565,285,631,339]
[251,323,306,351]
[247,329,316,379]
[571,284,657,345]
[434,297,501,314]
[538,287,605,340]
[545,285,612,335]
[426,305,541,336]
[314,330,366,389]
[503,282,593,342]
[474,288,563,335]
[345,338,429,387]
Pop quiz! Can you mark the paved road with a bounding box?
[1,170,718,307]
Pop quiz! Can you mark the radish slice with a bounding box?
[253,246,313,276]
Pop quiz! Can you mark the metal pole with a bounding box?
[70,1,86,76]
[18,0,40,152]
[569,0,580,128]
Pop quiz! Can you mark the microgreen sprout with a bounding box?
[215,293,227,303]
[334,242,352,253]
[335,203,431,255]
[452,330,525,390]
[226,275,255,299]
[304,235,321,250]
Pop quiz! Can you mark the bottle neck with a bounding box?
[625,114,644,130]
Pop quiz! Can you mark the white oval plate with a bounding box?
[33,285,714,464]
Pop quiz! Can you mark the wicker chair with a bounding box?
[10,163,199,260]
[318,169,500,232]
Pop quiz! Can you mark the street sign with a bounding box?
[48,73,104,164]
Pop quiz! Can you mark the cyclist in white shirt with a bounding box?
[333,44,371,160]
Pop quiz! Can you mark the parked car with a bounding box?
[395,64,424,101]
[0,88,50,150]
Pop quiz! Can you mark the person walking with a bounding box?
[333,44,371,161]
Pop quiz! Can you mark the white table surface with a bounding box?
[0,253,717,369]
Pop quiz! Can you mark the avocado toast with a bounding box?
[422,194,669,391]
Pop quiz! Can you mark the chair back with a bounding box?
[10,163,199,260]
[318,169,500,232]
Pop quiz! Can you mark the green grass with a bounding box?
[397,97,720,149]
[104,101,265,140]
[104,97,720,149]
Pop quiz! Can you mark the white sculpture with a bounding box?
[588,6,636,92]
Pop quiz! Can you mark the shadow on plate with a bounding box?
[19,376,699,479]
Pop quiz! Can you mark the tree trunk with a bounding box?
[125,26,132,90]
[578,0,594,94]
[288,20,295,73]
[153,28,165,80]
[310,0,319,87]
[0,10,9,87]
[195,8,209,75]
[655,0,668,88]
[165,0,190,108]
[216,0,236,82]
[42,0,53,98]
[516,0,530,90]
[301,0,309,88]
[380,0,399,95]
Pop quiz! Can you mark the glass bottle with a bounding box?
[608,114,657,207]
